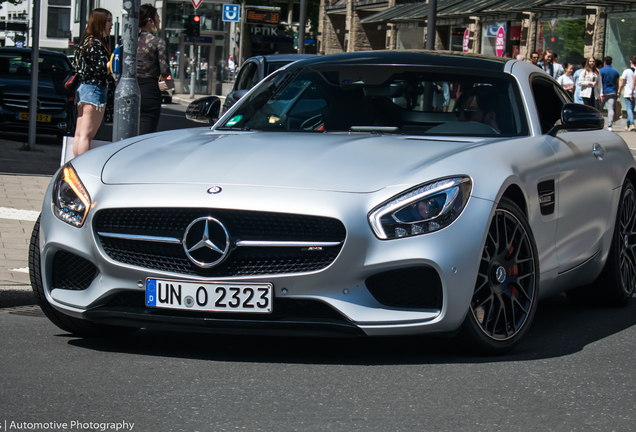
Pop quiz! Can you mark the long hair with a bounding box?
[79,8,112,54]
[584,56,598,74]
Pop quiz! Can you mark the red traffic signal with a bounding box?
[193,15,201,37]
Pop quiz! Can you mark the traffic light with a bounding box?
[193,15,201,38]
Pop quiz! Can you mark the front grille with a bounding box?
[95,208,346,277]
[52,251,98,290]
[1,94,66,113]
[101,290,349,322]
[365,266,443,309]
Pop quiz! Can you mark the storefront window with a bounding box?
[537,17,585,67]
[450,26,467,52]
[606,12,636,73]
[165,30,181,79]
[397,27,423,50]
[482,23,505,56]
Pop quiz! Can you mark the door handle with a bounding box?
[593,143,606,160]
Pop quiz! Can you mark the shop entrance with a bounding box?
[171,36,217,95]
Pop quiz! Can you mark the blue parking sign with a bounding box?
[223,4,240,22]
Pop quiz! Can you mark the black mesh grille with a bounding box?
[52,251,98,290]
[365,266,443,309]
[95,208,346,241]
[101,291,348,322]
[95,208,346,277]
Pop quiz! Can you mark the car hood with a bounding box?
[101,130,486,193]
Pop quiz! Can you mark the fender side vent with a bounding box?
[538,180,555,215]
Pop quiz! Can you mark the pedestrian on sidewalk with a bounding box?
[579,56,603,109]
[573,58,586,104]
[600,56,620,131]
[137,3,174,135]
[619,56,636,131]
[528,51,540,67]
[541,49,564,79]
[72,8,113,156]
[557,63,575,96]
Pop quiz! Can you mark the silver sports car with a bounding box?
[30,51,636,354]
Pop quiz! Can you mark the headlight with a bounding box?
[368,177,471,239]
[52,163,91,227]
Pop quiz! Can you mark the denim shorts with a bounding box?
[76,84,108,110]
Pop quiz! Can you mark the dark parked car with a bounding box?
[222,54,315,114]
[0,48,74,140]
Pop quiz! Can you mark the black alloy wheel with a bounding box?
[616,183,636,299]
[461,198,539,355]
[567,180,636,306]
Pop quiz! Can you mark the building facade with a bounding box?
[318,0,636,73]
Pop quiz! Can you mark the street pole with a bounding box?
[113,0,141,141]
[426,0,437,50]
[190,39,197,99]
[238,1,245,67]
[298,0,306,54]
[27,0,41,151]
[79,0,87,41]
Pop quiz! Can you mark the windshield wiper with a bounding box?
[349,126,401,134]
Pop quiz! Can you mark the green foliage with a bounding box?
[541,18,586,67]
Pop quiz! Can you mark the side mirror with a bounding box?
[186,96,221,125]
[233,89,249,100]
[548,103,604,137]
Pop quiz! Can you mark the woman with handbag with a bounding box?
[579,56,603,108]
[137,3,174,135]
[72,8,113,156]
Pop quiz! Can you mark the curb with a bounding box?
[0,285,36,308]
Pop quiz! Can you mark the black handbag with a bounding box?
[64,71,79,91]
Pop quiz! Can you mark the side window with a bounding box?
[531,78,566,134]
[236,62,258,91]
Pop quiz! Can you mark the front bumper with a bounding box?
[38,177,494,337]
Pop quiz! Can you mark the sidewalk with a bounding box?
[0,139,61,307]
[1,122,636,307]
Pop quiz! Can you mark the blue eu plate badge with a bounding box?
[146,279,157,306]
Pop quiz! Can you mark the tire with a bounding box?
[459,198,540,355]
[29,216,137,337]
[566,180,636,307]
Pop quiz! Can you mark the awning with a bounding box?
[358,2,427,24]
[325,0,348,13]
[438,0,516,16]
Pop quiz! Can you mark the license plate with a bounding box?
[145,278,273,313]
[16,112,51,122]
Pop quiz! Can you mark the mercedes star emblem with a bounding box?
[183,217,231,268]
[208,186,222,194]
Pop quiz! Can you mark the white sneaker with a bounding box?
[608,126,613,131]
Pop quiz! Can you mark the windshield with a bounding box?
[0,53,71,77]
[217,65,528,137]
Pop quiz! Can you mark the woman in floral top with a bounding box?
[137,3,173,135]
[73,8,113,156]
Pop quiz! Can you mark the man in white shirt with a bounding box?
[619,55,636,131]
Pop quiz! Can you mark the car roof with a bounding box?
[289,50,509,72]
[246,54,316,63]
[0,47,70,59]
